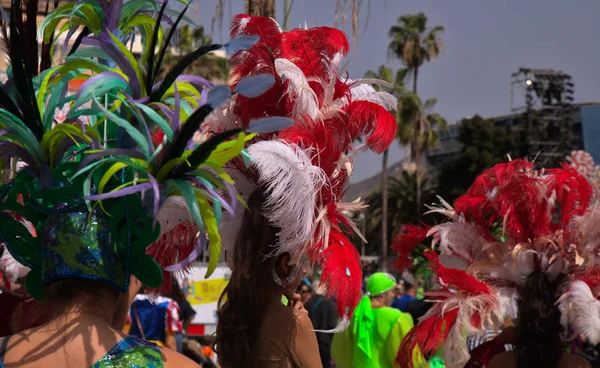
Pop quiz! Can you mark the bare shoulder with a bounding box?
[488,351,515,368]
[561,353,591,368]
[160,347,199,368]
[295,310,314,330]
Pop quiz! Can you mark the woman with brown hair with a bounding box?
[215,189,322,368]
[210,12,398,368]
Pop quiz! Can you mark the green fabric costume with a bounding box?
[331,273,425,368]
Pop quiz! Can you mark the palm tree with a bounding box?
[363,65,405,271]
[161,26,229,83]
[365,171,436,253]
[213,0,367,41]
[388,13,444,209]
[398,93,447,205]
[245,0,276,17]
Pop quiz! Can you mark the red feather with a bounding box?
[494,170,550,241]
[145,221,198,269]
[281,27,349,80]
[151,129,165,147]
[229,14,282,55]
[426,251,491,296]
[345,100,397,154]
[319,230,362,317]
[547,164,593,237]
[280,116,347,176]
[392,224,430,273]
[334,78,352,101]
[228,15,285,126]
[396,309,459,368]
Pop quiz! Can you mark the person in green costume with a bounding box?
[331,273,425,368]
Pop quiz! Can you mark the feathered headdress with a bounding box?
[203,15,398,324]
[0,0,291,299]
[392,155,600,367]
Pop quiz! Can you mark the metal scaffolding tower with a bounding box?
[510,68,575,166]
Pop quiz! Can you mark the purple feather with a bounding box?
[186,176,235,217]
[163,236,206,272]
[124,93,150,105]
[85,182,153,200]
[81,37,141,97]
[222,181,238,220]
[63,27,79,55]
[0,128,8,136]
[0,142,38,173]
[173,75,215,90]
[63,117,101,149]
[152,75,214,94]
[100,0,123,33]
[138,10,176,28]
[148,102,175,125]
[205,167,238,218]
[134,102,154,156]
[78,148,145,169]
[76,71,128,102]
[171,82,180,131]
[199,88,208,106]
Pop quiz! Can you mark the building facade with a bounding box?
[427,102,599,167]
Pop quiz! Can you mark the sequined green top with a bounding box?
[0,336,163,368]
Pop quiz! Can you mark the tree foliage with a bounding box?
[161,25,229,82]
[361,171,436,255]
[437,115,513,202]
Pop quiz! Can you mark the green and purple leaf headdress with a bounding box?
[0,0,291,299]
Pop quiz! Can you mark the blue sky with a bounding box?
[191,0,600,182]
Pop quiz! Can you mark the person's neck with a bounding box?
[52,304,116,325]
[407,290,416,297]
[370,298,385,309]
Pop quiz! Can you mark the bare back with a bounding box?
[488,351,591,368]
[0,317,196,368]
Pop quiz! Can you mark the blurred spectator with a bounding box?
[332,273,425,367]
[297,280,313,304]
[128,288,182,351]
[304,283,337,368]
[182,337,217,368]
[169,279,196,352]
[392,282,417,312]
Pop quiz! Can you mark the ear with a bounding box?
[276,252,292,277]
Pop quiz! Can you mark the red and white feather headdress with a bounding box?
[203,14,398,323]
[393,155,600,367]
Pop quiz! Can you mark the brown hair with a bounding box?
[214,188,280,367]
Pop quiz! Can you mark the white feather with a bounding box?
[355,91,398,112]
[201,100,241,135]
[274,58,320,119]
[560,281,600,344]
[248,141,326,260]
[238,17,250,32]
[156,196,192,236]
[312,315,350,333]
[428,215,486,263]
[443,323,471,368]
[0,247,29,284]
[349,83,376,98]
[350,78,394,89]
[337,83,398,112]
[424,195,457,220]
[496,287,519,321]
